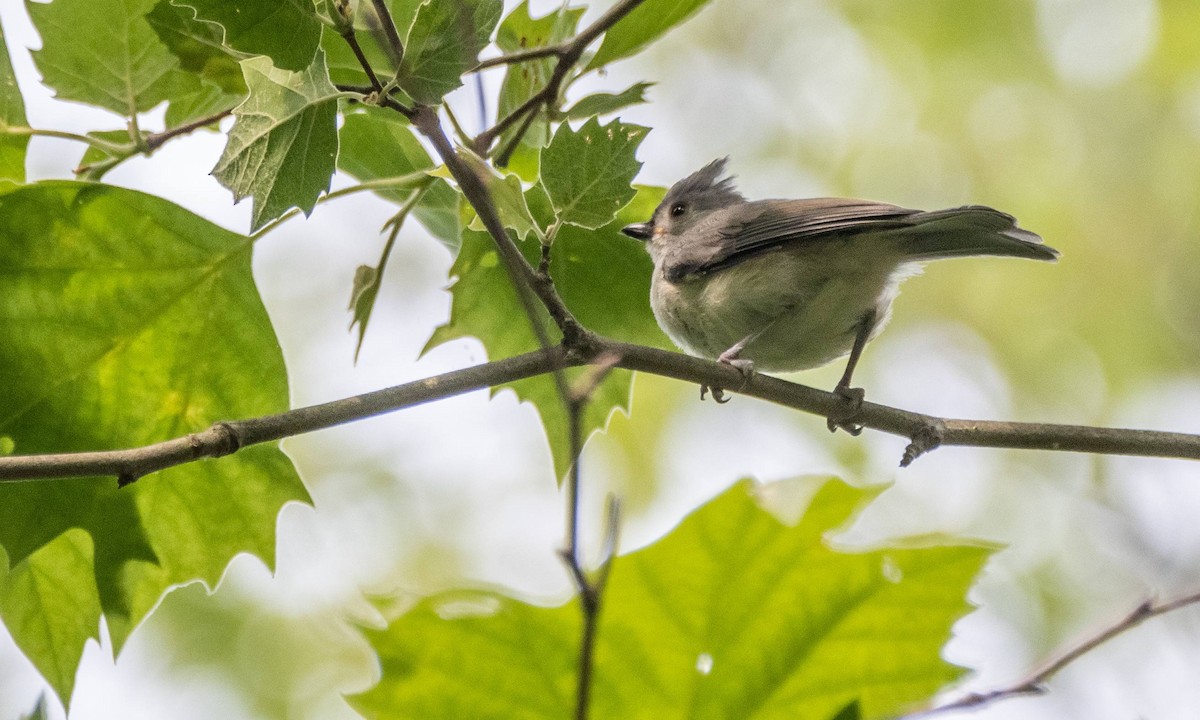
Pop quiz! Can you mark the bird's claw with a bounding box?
[827,385,865,435]
[701,384,731,404]
[701,354,756,404]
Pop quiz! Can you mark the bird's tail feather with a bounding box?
[891,206,1058,262]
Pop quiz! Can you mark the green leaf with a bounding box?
[397,0,502,104]
[456,149,537,240]
[829,700,863,720]
[0,182,309,707]
[424,187,668,480]
[0,530,98,708]
[172,0,322,72]
[493,2,586,159]
[351,479,990,719]
[337,108,460,249]
[26,0,181,115]
[540,117,647,229]
[348,193,421,360]
[147,0,247,122]
[0,24,28,183]
[349,264,383,359]
[587,0,714,69]
[213,51,340,231]
[148,1,246,95]
[565,82,653,120]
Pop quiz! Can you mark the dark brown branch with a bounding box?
[901,590,1200,718]
[473,0,648,155]
[409,105,586,349]
[370,0,406,67]
[0,347,569,484]
[609,341,1200,462]
[4,337,1200,485]
[559,351,623,720]
[340,30,384,92]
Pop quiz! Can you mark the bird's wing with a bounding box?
[699,198,921,273]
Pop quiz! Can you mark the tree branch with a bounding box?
[369,0,405,67]
[0,347,568,485]
[901,590,1200,718]
[560,351,623,720]
[408,105,587,349]
[3,337,1200,485]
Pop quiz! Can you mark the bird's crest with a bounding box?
[662,157,745,210]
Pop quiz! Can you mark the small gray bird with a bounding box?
[622,158,1058,431]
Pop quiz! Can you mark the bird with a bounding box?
[621,158,1058,432]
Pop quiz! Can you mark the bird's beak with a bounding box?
[622,222,652,241]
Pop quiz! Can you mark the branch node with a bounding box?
[210,422,243,457]
[901,418,945,467]
[562,326,602,361]
[116,471,140,489]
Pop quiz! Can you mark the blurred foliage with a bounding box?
[652,0,1200,405]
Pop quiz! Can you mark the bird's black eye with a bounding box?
[669,202,687,218]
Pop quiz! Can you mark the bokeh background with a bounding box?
[3,0,1200,717]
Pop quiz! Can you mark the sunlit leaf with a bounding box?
[26,0,181,115]
[172,0,322,72]
[213,51,340,231]
[0,181,309,707]
[352,479,989,719]
[540,117,647,229]
[0,530,98,707]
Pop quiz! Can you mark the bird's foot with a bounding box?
[701,354,756,404]
[826,384,865,435]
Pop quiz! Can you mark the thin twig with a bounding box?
[2,126,129,153]
[901,591,1200,718]
[4,339,1200,484]
[474,45,565,71]
[473,0,648,155]
[341,30,384,91]
[145,107,235,152]
[559,352,624,720]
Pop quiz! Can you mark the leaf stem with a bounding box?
[249,174,432,241]
[2,126,129,153]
